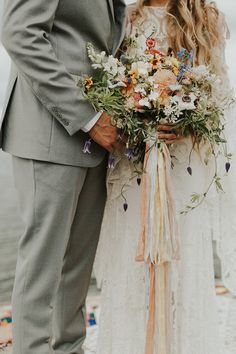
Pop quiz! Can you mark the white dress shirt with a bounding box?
[82,112,102,133]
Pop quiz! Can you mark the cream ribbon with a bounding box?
[136,141,180,354]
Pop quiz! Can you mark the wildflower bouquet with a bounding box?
[79,42,234,212]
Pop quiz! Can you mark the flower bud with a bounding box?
[225,162,231,173]
[123,203,128,212]
[187,166,192,175]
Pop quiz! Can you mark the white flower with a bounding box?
[115,118,125,129]
[125,97,136,110]
[169,84,182,91]
[92,63,103,69]
[131,61,152,77]
[191,65,210,80]
[90,51,107,69]
[192,65,208,75]
[148,90,160,102]
[107,80,126,89]
[134,84,147,94]
[139,98,151,108]
[88,44,107,65]
[163,105,176,116]
[172,93,197,111]
[147,76,155,84]
[117,65,126,77]
[103,56,119,76]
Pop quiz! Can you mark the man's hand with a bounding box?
[89,112,117,152]
[157,124,183,145]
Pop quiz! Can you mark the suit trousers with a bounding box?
[11,155,107,354]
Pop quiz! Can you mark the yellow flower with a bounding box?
[172,66,179,76]
[128,68,138,79]
[150,58,159,70]
[84,77,93,90]
[171,57,180,67]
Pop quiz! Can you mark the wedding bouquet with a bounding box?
[79,42,234,212]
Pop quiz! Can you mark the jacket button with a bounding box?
[63,119,70,126]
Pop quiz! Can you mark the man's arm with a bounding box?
[1,0,97,136]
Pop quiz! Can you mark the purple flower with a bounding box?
[117,128,122,141]
[137,177,142,186]
[83,139,92,154]
[187,166,192,176]
[225,162,231,173]
[125,146,135,160]
[108,154,115,169]
[123,202,128,212]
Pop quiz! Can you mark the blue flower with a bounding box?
[108,154,116,169]
[125,146,135,160]
[177,48,187,59]
[83,139,92,154]
[177,63,191,81]
[188,50,194,61]
[177,71,184,81]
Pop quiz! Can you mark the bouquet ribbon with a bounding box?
[136,141,180,354]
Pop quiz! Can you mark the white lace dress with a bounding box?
[94,6,224,354]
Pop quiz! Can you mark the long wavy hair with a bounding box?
[132,0,229,74]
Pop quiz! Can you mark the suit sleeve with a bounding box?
[1,0,97,136]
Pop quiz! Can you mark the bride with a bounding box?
[94,0,230,353]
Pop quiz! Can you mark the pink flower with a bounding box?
[146,37,156,49]
[133,92,143,109]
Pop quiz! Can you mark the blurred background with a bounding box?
[0,0,235,304]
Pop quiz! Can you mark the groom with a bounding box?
[0,0,126,353]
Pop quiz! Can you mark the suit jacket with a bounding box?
[0,0,126,167]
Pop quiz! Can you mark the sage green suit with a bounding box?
[0,0,126,353]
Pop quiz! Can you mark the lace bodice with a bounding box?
[125,6,168,55]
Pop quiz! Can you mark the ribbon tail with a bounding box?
[136,143,150,262]
[145,263,156,354]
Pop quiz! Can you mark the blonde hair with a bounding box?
[132,0,229,74]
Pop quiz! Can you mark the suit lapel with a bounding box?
[108,0,115,22]
[112,0,127,53]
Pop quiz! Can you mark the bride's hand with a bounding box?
[157,124,182,145]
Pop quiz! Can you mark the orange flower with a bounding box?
[148,48,165,56]
[84,77,93,90]
[124,77,133,90]
[159,90,170,105]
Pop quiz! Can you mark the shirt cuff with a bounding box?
[81,112,102,133]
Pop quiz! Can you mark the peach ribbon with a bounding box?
[136,141,180,354]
